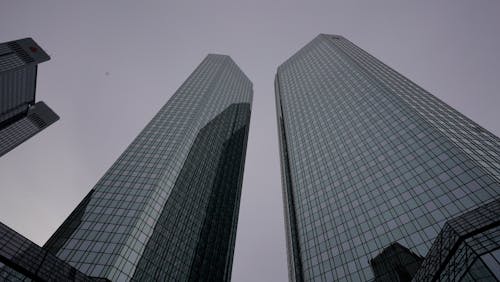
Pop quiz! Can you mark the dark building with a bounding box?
[370,243,423,281]
[0,222,108,282]
[42,54,252,281]
[0,38,59,157]
[413,198,500,281]
[275,34,500,281]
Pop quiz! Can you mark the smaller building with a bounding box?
[412,198,500,281]
[370,243,423,281]
[0,222,108,281]
[0,38,59,157]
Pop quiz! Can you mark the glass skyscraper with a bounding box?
[275,34,500,281]
[43,54,252,281]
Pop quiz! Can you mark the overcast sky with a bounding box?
[1,1,499,281]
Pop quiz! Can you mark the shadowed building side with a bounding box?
[131,103,250,281]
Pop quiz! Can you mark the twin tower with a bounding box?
[1,35,499,281]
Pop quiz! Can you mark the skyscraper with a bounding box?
[0,38,59,157]
[275,34,500,281]
[43,54,252,281]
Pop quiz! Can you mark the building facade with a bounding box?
[0,222,108,282]
[0,38,59,157]
[275,34,500,281]
[44,54,252,281]
[412,198,499,281]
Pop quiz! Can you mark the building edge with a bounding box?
[275,73,304,281]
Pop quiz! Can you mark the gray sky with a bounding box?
[1,1,499,281]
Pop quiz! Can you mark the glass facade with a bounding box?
[0,38,58,157]
[413,198,500,281]
[0,222,108,282]
[275,34,500,281]
[44,54,252,281]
